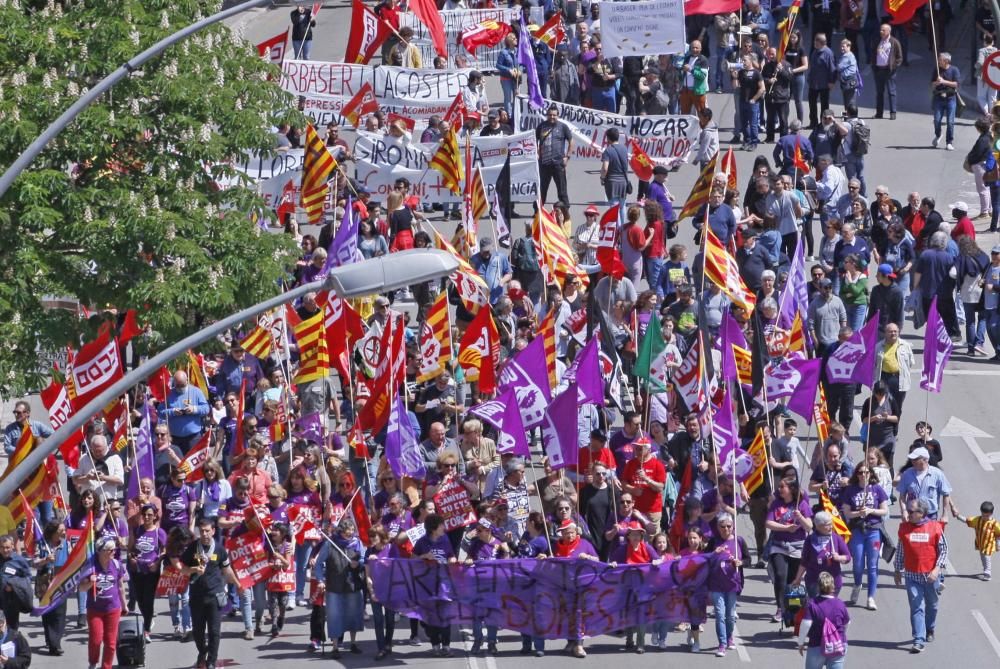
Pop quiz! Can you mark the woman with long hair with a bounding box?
[127,504,166,642]
[840,460,889,610]
[82,536,129,669]
[764,477,813,622]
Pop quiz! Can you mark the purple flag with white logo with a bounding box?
[714,387,755,483]
[920,296,953,393]
[564,335,604,406]
[825,313,879,386]
[517,16,545,110]
[468,387,531,457]
[294,412,325,444]
[765,356,822,420]
[778,237,809,330]
[498,335,551,428]
[127,403,153,501]
[541,383,579,470]
[385,394,426,479]
[321,196,359,276]
[719,313,747,383]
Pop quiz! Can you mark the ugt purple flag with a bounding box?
[719,313,747,384]
[322,196,359,276]
[541,383,579,470]
[778,237,810,330]
[713,388,755,483]
[517,16,545,109]
[498,335,551,428]
[126,403,153,501]
[825,313,879,387]
[563,335,604,406]
[385,394,426,479]
[294,412,325,444]
[765,356,822,420]
[468,387,531,457]
[920,296,953,393]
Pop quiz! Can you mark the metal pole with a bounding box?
[0,0,275,200]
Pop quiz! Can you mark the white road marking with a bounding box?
[731,625,751,663]
[972,609,1000,659]
[945,557,957,576]
[943,369,1000,376]
[484,653,499,669]
[941,416,996,472]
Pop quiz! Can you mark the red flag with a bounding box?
[118,309,141,346]
[793,136,810,173]
[461,20,511,54]
[443,92,469,132]
[409,0,447,57]
[256,29,288,65]
[344,0,391,64]
[39,375,83,469]
[457,306,500,394]
[146,365,172,404]
[719,147,738,190]
[341,82,379,128]
[20,491,37,557]
[628,139,654,182]
[386,112,416,134]
[532,13,566,50]
[347,421,370,459]
[684,0,741,14]
[317,291,364,383]
[355,316,405,435]
[885,0,925,25]
[177,432,213,483]
[69,330,123,411]
[595,205,626,279]
[276,178,297,220]
[311,1,322,18]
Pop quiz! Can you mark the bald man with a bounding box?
[157,370,210,452]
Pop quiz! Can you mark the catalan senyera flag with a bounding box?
[777,0,803,63]
[719,147,738,190]
[4,425,57,524]
[239,324,272,359]
[110,417,128,453]
[300,124,338,224]
[815,384,831,442]
[788,312,807,354]
[186,350,209,398]
[743,429,769,496]
[704,228,757,314]
[457,305,500,393]
[628,139,654,182]
[34,512,94,616]
[538,311,559,390]
[679,152,718,220]
[533,205,582,288]
[532,12,566,50]
[417,292,453,382]
[429,128,464,195]
[732,344,753,386]
[293,310,329,385]
[820,489,852,541]
[342,82,379,128]
[468,166,489,222]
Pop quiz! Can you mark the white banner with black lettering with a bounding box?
[353,130,539,203]
[279,61,471,128]
[514,96,698,164]
[599,0,686,59]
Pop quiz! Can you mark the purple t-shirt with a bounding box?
[804,595,850,648]
[706,536,749,593]
[268,502,289,525]
[467,537,502,561]
[132,527,167,574]
[800,531,851,587]
[413,534,454,564]
[159,483,194,530]
[841,484,888,531]
[88,557,128,613]
[381,512,412,538]
[767,497,813,544]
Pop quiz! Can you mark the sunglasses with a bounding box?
[556,506,571,512]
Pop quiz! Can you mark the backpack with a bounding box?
[821,616,846,658]
[850,120,871,156]
[512,237,540,273]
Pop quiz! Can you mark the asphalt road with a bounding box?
[19,3,1000,669]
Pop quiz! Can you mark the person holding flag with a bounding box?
[791,511,851,598]
[35,520,70,655]
[82,536,129,669]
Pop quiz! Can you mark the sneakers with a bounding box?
[716,644,727,657]
[297,598,310,607]
[867,597,877,610]
[911,643,925,653]
[849,585,861,605]
[932,136,940,148]
[174,625,183,640]
[690,640,701,653]
[727,638,737,650]
[927,629,935,642]
[983,572,993,581]
[658,639,668,650]
[946,143,955,151]
[243,629,254,641]
[534,650,545,657]
[183,627,192,642]
[487,642,498,655]
[285,601,295,611]
[143,631,152,643]
[771,609,783,623]
[572,644,586,658]
[309,639,321,652]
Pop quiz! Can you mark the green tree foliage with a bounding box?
[0,0,301,397]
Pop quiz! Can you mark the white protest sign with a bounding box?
[599,0,686,59]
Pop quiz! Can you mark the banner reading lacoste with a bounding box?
[399,8,545,71]
[515,97,698,164]
[600,0,687,58]
[280,61,471,127]
[353,130,540,202]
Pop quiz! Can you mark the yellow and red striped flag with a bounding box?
[186,350,209,398]
[468,166,488,221]
[819,488,852,541]
[732,344,753,386]
[538,310,558,389]
[429,128,463,195]
[533,205,582,287]
[300,124,338,224]
[777,0,803,64]
[743,429,768,496]
[240,324,272,359]
[815,384,831,443]
[417,292,453,382]
[788,312,807,354]
[679,152,718,219]
[719,147,738,190]
[704,228,756,314]
[293,310,329,385]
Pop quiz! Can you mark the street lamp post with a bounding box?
[0,249,458,501]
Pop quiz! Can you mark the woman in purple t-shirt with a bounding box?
[127,504,167,640]
[792,511,851,597]
[412,514,456,656]
[82,536,129,669]
[764,477,814,623]
[839,463,889,610]
[796,572,850,666]
[158,467,196,534]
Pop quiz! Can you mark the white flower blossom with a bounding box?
[12,72,26,87]
[155,269,164,283]
[80,44,88,60]
[199,124,212,143]
[11,0,20,10]
[42,73,52,89]
[83,205,93,222]
[11,108,19,122]
[11,312,20,326]
[205,203,216,217]
[47,27,55,45]
[6,370,15,381]
[108,110,115,124]
[160,11,170,30]
[164,60,178,79]
[207,266,220,290]
[151,195,161,211]
[130,98,140,116]
[165,223,175,239]
[108,214,117,226]
[26,54,35,68]
[139,204,147,218]
[129,30,140,47]
[233,98,243,111]
[67,81,79,96]
[158,165,167,181]
[181,42,189,56]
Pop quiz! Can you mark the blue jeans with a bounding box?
[965,302,987,349]
[372,602,396,651]
[710,591,737,645]
[649,620,669,644]
[645,257,664,293]
[905,577,939,644]
[252,582,267,626]
[844,155,866,196]
[986,307,1000,351]
[294,542,313,601]
[169,587,191,629]
[732,90,743,141]
[849,527,881,598]
[791,73,806,121]
[291,39,312,60]
[932,96,956,144]
[592,86,617,112]
[805,645,846,669]
[520,634,545,651]
[713,52,728,91]
[845,303,867,332]
[501,78,517,116]
[741,100,760,146]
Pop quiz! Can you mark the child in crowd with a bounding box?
[679,527,705,653]
[649,533,675,650]
[955,501,1000,581]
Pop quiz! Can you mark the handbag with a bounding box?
[879,526,897,563]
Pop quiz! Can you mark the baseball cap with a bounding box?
[877,263,897,279]
[487,110,498,120]
[992,245,1000,254]
[948,201,969,213]
[818,277,833,287]
[652,165,669,176]
[908,447,930,460]
[585,204,600,215]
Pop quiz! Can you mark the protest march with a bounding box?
[6,0,1000,667]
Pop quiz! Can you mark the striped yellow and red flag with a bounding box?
[538,311,558,389]
[300,124,338,224]
[532,12,566,50]
[732,344,753,386]
[533,205,582,287]
[744,429,769,496]
[719,147,738,191]
[417,291,453,382]
[2,426,57,524]
[186,350,209,398]
[293,310,329,385]
[788,312,807,354]
[240,324,273,359]
[429,128,464,195]
[776,0,803,63]
[815,384,831,443]
[468,166,488,221]
[819,488,852,541]
[704,228,756,314]
[679,152,718,219]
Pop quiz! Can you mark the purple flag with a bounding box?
[498,335,551,428]
[564,335,604,406]
[825,313,879,386]
[541,383,579,470]
[385,394,426,479]
[778,237,809,330]
[321,196,359,276]
[714,388,755,483]
[517,17,545,110]
[468,388,531,457]
[719,313,747,383]
[127,403,153,502]
[294,412,325,444]
[920,296,953,393]
[765,357,822,420]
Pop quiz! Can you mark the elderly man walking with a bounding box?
[894,498,948,654]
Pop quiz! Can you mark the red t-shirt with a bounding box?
[575,446,617,488]
[622,456,666,515]
[625,223,647,253]
[644,220,665,259]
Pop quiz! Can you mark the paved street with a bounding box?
[18,2,1000,668]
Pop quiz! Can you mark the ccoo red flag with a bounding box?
[628,139,654,182]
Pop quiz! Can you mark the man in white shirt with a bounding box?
[72,434,125,501]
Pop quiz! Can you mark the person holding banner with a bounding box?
[127,503,166,643]
[608,521,662,654]
[265,522,295,638]
[314,519,366,658]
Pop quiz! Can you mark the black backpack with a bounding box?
[511,237,540,273]
[850,120,871,156]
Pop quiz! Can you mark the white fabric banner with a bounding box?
[599,0,686,59]
[513,96,698,164]
[279,61,471,127]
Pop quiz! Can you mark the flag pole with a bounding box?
[527,458,555,556]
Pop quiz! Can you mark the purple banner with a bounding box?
[825,313,879,386]
[385,394,426,479]
[369,556,710,638]
[564,335,605,406]
[127,404,153,502]
[765,357,822,420]
[541,383,578,470]
[920,296,953,393]
[498,335,551,429]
